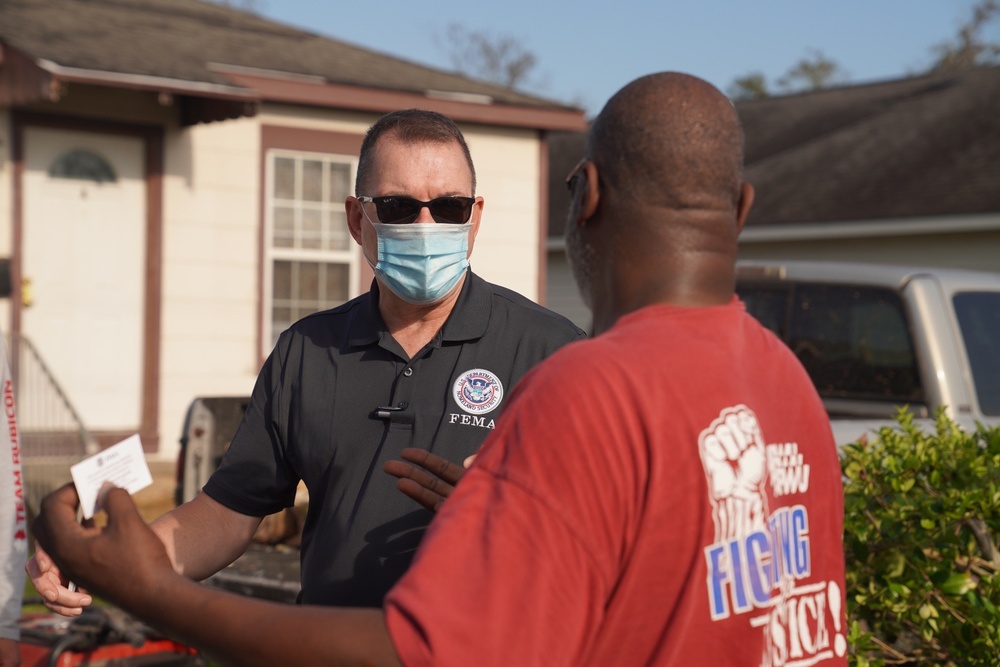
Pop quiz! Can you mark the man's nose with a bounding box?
[414,205,436,224]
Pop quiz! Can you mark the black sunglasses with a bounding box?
[358,195,475,225]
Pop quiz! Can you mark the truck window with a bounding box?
[739,282,924,408]
[953,292,1000,417]
[789,284,923,405]
[738,286,789,336]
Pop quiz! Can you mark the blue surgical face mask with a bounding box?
[368,222,471,305]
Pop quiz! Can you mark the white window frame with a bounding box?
[263,148,361,354]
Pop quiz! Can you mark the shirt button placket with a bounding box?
[394,365,415,413]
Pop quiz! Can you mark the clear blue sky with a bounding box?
[257,0,999,116]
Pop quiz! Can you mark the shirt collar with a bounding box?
[439,270,491,342]
[346,281,385,348]
[346,270,491,349]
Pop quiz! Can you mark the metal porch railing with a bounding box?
[7,332,97,518]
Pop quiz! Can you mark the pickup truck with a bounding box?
[175,260,1000,600]
[175,396,302,603]
[734,260,1000,444]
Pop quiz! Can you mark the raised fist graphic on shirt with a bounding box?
[698,405,769,542]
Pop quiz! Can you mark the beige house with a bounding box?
[0,0,585,462]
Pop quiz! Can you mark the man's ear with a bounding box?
[573,161,600,224]
[346,196,364,245]
[466,196,485,256]
[735,182,755,233]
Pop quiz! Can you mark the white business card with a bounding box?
[70,434,153,519]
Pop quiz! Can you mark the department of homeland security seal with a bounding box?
[452,368,504,414]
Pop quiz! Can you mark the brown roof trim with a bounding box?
[0,44,258,125]
[220,70,588,132]
[0,43,258,103]
[0,44,58,106]
[37,57,259,101]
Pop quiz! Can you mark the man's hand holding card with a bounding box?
[70,434,153,520]
[31,434,179,615]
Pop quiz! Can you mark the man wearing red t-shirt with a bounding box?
[32,71,847,666]
[383,71,847,666]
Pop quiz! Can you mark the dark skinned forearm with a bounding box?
[128,573,401,667]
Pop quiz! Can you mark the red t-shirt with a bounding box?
[385,299,847,666]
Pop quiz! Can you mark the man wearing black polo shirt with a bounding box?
[29,109,585,611]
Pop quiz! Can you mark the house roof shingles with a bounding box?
[740,66,1000,225]
[545,65,1000,235]
[0,0,576,111]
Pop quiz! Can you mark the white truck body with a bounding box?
[735,260,1000,446]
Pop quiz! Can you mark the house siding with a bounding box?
[462,126,542,300]
[545,250,591,334]
[545,220,1000,338]
[738,226,1000,274]
[158,116,261,459]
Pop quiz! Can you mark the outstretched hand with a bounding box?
[32,483,176,612]
[26,543,93,616]
[383,448,469,512]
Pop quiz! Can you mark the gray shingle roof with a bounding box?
[740,66,1000,225]
[0,0,572,109]
[545,66,1000,235]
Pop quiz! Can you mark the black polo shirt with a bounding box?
[203,271,586,606]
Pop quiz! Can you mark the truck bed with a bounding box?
[202,544,301,604]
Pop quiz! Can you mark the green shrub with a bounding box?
[842,409,1000,666]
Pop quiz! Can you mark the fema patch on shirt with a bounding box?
[452,368,504,414]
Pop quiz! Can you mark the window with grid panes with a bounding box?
[266,151,359,349]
